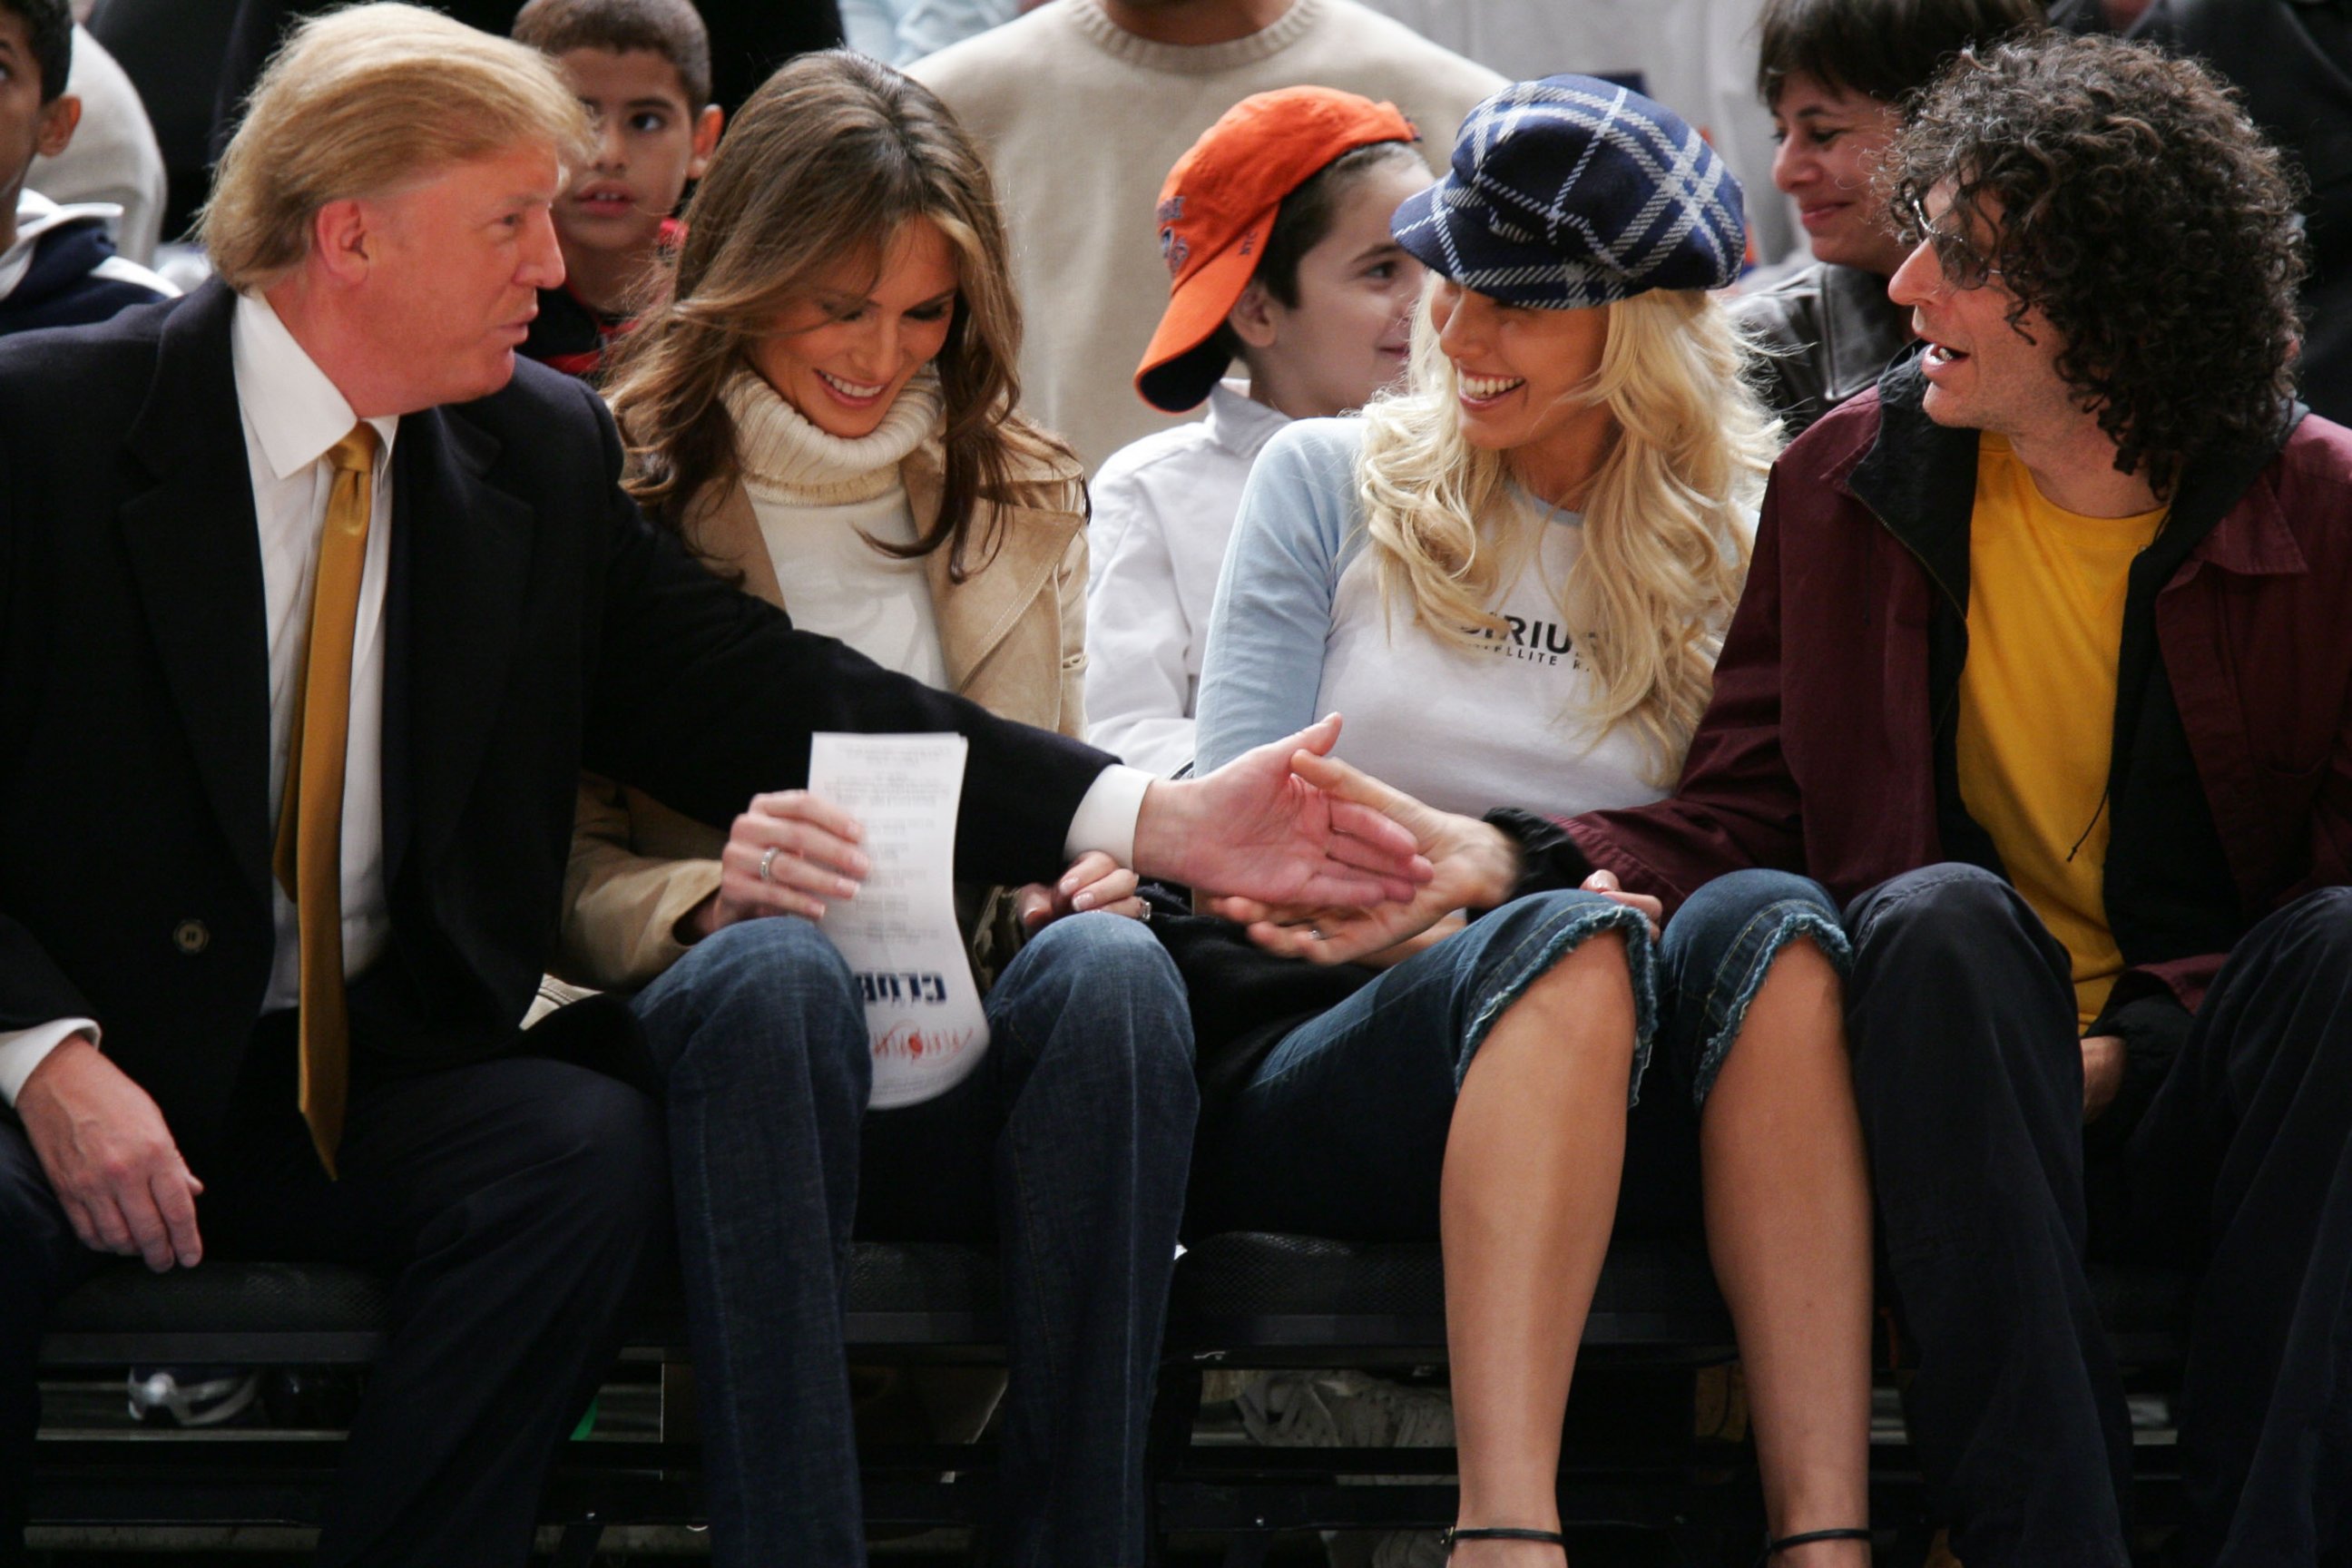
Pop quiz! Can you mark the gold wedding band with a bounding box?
[758,847,780,884]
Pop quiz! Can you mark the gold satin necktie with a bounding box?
[272,423,379,1176]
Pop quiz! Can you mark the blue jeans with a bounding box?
[1655,867,1850,1111]
[632,911,1196,1568]
[1191,872,1845,1241]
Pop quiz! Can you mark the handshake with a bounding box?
[1203,743,1661,966]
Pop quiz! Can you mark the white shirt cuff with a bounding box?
[0,1018,101,1108]
[1063,764,1152,867]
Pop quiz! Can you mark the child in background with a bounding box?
[0,0,172,336]
[512,0,721,377]
[1084,89,1430,777]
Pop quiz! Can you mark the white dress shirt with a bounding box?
[0,292,397,1105]
[1086,382,1288,776]
[0,293,1150,1106]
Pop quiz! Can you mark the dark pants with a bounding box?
[0,1022,668,1566]
[1847,864,2352,1567]
[631,911,1197,1568]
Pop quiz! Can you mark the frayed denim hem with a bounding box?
[1685,904,1851,1112]
[1457,898,1659,1106]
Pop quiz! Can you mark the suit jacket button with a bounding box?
[172,919,211,956]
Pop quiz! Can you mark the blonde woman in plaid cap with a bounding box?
[1177,77,1875,1564]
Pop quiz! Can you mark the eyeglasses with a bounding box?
[1901,191,2004,288]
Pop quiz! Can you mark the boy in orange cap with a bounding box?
[1085,86,1429,777]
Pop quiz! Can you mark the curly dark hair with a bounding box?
[1889,34,2306,489]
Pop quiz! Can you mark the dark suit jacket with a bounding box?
[0,280,1106,1157]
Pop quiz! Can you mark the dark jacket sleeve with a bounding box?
[2275,630,2352,919]
[0,417,98,1034]
[564,382,1112,891]
[0,914,95,1035]
[1549,469,1812,913]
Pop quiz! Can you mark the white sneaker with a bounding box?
[1373,1529,1451,1568]
[1233,1369,1455,1449]
[127,1366,261,1427]
[1232,1371,1455,1568]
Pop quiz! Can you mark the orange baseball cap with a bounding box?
[1135,87,1419,413]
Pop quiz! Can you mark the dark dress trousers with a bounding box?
[0,280,1108,1563]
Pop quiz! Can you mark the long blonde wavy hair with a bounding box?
[1357,284,1779,784]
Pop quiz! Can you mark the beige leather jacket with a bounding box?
[551,441,1089,991]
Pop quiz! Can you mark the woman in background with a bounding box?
[1737,0,2041,434]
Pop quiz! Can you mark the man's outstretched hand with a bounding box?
[1206,746,1522,964]
[1131,716,1433,908]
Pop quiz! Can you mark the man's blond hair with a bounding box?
[200,3,593,290]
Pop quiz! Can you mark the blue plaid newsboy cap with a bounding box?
[1390,75,1746,309]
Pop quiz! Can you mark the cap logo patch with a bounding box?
[1157,196,1185,226]
[1161,230,1191,277]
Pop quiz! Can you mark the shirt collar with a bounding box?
[231,290,399,481]
[1205,378,1290,461]
[0,191,54,299]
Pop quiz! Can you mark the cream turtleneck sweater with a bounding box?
[722,368,952,688]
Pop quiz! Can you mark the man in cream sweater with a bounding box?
[909,0,1500,470]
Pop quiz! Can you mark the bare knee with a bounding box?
[1744,936,1844,1031]
[1518,926,1632,1009]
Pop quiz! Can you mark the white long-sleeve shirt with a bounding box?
[1085,382,1287,776]
[1195,417,1682,821]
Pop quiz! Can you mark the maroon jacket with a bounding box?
[1529,358,2352,1022]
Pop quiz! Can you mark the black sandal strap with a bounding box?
[1443,1526,1570,1546]
[1759,1526,1873,1560]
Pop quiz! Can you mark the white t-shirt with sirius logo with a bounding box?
[1195,417,1681,822]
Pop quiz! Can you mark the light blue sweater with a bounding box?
[1197,418,1671,823]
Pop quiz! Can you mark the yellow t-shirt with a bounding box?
[1956,436,2168,1027]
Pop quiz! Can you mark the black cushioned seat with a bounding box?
[38,1240,2188,1371]
[1170,1233,1734,1359]
[42,1262,391,1367]
[40,1242,1003,1367]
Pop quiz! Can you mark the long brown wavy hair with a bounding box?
[603,49,1080,580]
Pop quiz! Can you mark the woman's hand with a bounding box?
[1212,750,1518,965]
[1131,715,1432,910]
[689,790,870,938]
[1580,868,1662,941]
[1349,912,1468,969]
[1014,850,1145,931]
